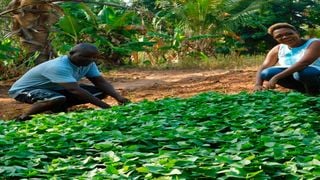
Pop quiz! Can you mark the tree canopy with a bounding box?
[0,0,319,79]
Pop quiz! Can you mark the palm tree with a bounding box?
[4,0,63,64]
[2,0,126,65]
[0,0,12,38]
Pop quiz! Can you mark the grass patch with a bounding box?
[127,53,264,70]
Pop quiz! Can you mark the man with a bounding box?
[8,43,130,120]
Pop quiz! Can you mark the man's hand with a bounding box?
[265,76,279,89]
[101,103,112,109]
[117,97,131,105]
[253,84,264,92]
[88,76,131,105]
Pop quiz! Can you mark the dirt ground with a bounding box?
[0,68,258,120]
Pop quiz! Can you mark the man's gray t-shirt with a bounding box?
[8,55,101,98]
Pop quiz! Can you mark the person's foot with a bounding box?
[14,115,32,121]
[305,87,320,96]
[51,104,68,113]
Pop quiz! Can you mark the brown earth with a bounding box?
[0,69,259,120]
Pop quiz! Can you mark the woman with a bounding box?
[254,22,320,95]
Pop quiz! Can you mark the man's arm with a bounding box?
[88,76,130,104]
[58,82,111,108]
[266,41,320,89]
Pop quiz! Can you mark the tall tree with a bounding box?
[0,0,13,38]
[4,0,63,64]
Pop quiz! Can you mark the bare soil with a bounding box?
[0,69,258,120]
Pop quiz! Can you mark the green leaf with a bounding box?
[107,165,119,175]
[93,141,113,150]
[165,169,182,175]
[58,10,82,38]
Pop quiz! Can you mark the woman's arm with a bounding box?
[266,41,320,89]
[254,45,279,91]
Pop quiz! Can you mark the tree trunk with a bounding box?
[5,0,63,64]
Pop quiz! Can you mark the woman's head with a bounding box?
[69,43,99,66]
[268,23,302,47]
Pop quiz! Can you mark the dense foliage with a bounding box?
[0,0,320,79]
[1,91,320,179]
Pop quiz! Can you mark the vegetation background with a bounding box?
[0,0,320,80]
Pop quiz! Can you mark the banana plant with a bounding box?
[53,2,153,65]
[58,10,83,43]
[135,0,264,61]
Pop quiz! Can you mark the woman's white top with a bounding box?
[278,38,320,70]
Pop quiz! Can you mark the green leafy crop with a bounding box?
[1,91,320,179]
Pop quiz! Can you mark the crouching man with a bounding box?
[8,43,130,120]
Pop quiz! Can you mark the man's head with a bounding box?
[69,43,99,66]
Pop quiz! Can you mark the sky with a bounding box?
[122,0,132,6]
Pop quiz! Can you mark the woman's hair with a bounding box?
[267,23,297,35]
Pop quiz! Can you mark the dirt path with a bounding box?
[0,69,257,120]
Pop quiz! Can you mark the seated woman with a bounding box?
[254,22,320,95]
